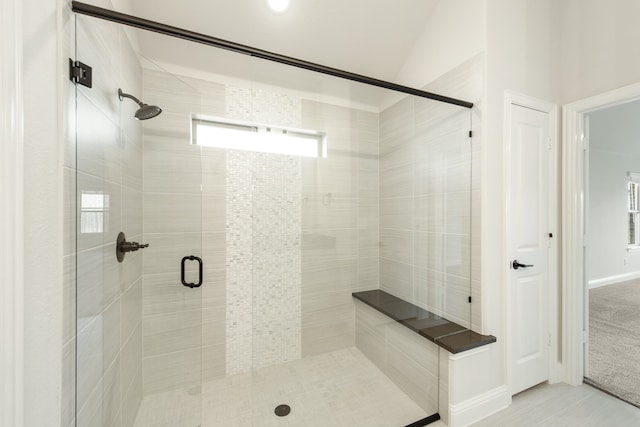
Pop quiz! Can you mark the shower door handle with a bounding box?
[181,255,203,288]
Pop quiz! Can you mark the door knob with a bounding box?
[512,260,534,270]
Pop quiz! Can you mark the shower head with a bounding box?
[118,88,162,120]
[134,104,163,120]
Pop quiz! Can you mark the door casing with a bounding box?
[562,82,640,386]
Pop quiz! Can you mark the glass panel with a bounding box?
[72,12,475,426]
[74,16,203,427]
[413,97,472,327]
[246,55,474,425]
[138,56,204,426]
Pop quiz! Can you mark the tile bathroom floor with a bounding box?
[134,347,430,427]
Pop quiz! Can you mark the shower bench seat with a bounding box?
[352,290,495,353]
[352,290,497,427]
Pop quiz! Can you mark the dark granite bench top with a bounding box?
[353,290,496,354]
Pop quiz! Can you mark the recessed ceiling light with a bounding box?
[267,0,290,13]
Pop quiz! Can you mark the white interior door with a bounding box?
[509,103,550,395]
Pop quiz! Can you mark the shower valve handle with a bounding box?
[120,241,149,252]
[116,232,149,263]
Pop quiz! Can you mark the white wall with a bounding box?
[587,100,640,286]
[481,0,561,407]
[22,0,65,425]
[561,0,640,104]
[484,0,561,324]
[1,0,24,425]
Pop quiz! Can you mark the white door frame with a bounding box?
[0,0,24,425]
[562,82,640,386]
[504,91,561,394]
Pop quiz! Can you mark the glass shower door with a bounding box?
[138,58,205,427]
[74,14,204,427]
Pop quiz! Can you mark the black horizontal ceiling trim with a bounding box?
[71,1,474,109]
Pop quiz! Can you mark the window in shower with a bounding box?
[192,116,326,158]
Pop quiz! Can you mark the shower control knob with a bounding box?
[121,241,149,252]
[116,232,149,263]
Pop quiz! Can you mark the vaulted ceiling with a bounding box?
[131,0,439,82]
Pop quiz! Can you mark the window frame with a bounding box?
[627,172,640,249]
[191,115,326,158]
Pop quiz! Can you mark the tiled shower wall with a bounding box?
[378,56,482,328]
[301,100,380,355]
[141,70,379,395]
[379,98,472,325]
[63,14,144,427]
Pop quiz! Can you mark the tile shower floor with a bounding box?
[134,347,430,427]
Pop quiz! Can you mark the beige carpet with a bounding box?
[588,279,640,408]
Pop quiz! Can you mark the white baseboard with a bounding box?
[588,270,640,289]
[448,385,510,427]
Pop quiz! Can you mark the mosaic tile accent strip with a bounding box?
[225,85,302,375]
[225,151,302,375]
[251,152,301,370]
[225,151,256,376]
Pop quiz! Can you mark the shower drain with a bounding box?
[274,404,291,417]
